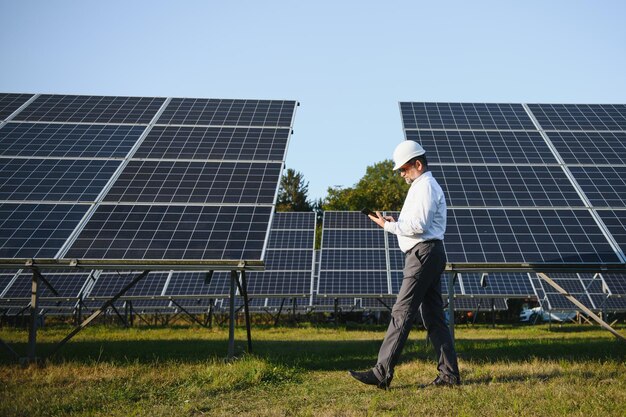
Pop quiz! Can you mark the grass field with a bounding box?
[1,322,625,416]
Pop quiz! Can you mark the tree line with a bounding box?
[277,159,408,214]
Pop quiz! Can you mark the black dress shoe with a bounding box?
[348,370,392,389]
[419,374,460,388]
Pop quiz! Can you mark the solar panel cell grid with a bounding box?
[89,272,168,298]
[322,230,385,249]
[103,161,282,204]
[569,166,626,208]
[0,203,89,259]
[460,273,534,296]
[268,230,314,249]
[318,270,388,295]
[246,271,312,296]
[15,95,166,124]
[400,102,536,130]
[134,126,290,161]
[320,249,387,271]
[65,205,272,260]
[0,123,145,158]
[602,273,626,295]
[0,158,120,202]
[271,212,316,230]
[157,99,296,127]
[4,272,90,298]
[263,250,313,270]
[405,130,556,164]
[528,104,626,131]
[596,210,626,257]
[432,165,583,208]
[545,131,626,165]
[445,208,620,264]
[323,211,380,229]
[166,272,214,296]
[0,93,34,120]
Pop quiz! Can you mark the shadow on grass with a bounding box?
[2,335,624,371]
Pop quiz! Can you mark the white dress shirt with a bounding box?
[383,171,446,253]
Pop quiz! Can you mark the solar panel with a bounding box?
[0,203,89,258]
[0,123,145,158]
[459,273,535,297]
[452,298,508,311]
[3,271,91,299]
[544,131,626,165]
[246,212,315,296]
[431,165,584,207]
[87,271,168,299]
[602,273,626,295]
[65,204,272,260]
[268,230,314,249]
[0,158,120,202]
[400,102,535,130]
[14,94,166,124]
[318,211,390,296]
[102,161,282,204]
[321,230,385,249]
[156,98,296,127]
[527,104,626,131]
[445,208,620,264]
[165,213,315,299]
[0,272,18,296]
[595,210,626,258]
[320,249,387,270]
[247,271,312,296]
[134,126,290,161]
[165,271,216,297]
[569,166,626,208]
[263,250,313,270]
[406,130,556,164]
[318,271,388,296]
[272,211,317,230]
[0,93,34,120]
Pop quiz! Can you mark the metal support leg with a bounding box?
[448,272,457,342]
[227,270,237,359]
[46,270,150,359]
[235,271,252,353]
[26,270,41,364]
[170,299,208,328]
[274,298,285,327]
[538,273,625,341]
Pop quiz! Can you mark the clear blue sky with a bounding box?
[1,1,625,201]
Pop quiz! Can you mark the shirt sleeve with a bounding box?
[384,180,435,237]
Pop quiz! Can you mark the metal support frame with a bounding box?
[273,298,286,326]
[170,298,208,328]
[537,273,625,341]
[235,271,253,354]
[447,272,457,341]
[45,270,151,359]
[227,271,237,359]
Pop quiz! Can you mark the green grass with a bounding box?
[1,323,625,416]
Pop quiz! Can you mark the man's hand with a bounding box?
[368,211,395,228]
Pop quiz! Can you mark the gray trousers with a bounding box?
[373,240,459,382]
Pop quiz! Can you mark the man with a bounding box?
[349,140,460,389]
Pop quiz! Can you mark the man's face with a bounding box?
[399,161,421,184]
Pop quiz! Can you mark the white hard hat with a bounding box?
[392,141,425,170]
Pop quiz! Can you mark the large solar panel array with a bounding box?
[400,102,626,267]
[0,93,297,269]
[318,211,390,296]
[164,212,315,302]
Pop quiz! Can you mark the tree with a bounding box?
[276,168,312,212]
[322,159,408,211]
